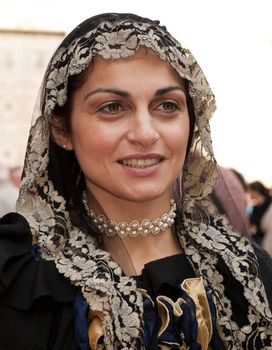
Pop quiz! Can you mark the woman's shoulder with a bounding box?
[0,211,31,242]
[0,213,79,349]
[0,212,76,310]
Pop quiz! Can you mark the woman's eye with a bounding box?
[99,102,123,114]
[157,101,179,112]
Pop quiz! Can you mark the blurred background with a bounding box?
[0,0,271,187]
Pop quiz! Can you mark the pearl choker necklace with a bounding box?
[82,191,176,238]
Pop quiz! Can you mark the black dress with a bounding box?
[0,213,272,350]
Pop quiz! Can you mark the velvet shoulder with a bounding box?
[0,213,76,310]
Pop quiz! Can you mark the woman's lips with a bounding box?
[118,158,161,168]
[117,155,164,177]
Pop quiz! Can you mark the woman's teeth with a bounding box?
[120,158,160,168]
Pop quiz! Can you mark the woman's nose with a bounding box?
[126,109,160,147]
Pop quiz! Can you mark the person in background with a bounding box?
[247,180,272,247]
[262,202,272,256]
[0,166,22,217]
[0,13,272,350]
[211,166,250,237]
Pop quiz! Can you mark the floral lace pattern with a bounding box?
[178,215,272,349]
[17,13,272,349]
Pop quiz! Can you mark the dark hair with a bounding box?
[247,181,271,201]
[51,65,92,137]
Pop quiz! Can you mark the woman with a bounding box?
[0,13,272,350]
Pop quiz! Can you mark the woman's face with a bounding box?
[65,49,190,204]
[248,190,265,207]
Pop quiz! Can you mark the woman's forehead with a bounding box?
[86,47,186,91]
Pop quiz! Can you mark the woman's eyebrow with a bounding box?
[84,86,185,100]
[84,88,129,100]
[155,86,186,96]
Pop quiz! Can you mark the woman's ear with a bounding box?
[51,116,74,150]
[54,132,74,151]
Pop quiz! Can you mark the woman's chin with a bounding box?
[119,187,171,203]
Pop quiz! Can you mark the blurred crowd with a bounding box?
[0,163,272,256]
[211,166,272,256]
[0,165,22,217]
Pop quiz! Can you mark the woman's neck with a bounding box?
[86,187,173,223]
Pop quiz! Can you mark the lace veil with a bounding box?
[16,13,272,349]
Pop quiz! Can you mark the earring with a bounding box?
[63,144,66,149]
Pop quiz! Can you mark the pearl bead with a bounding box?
[119,230,126,237]
[149,224,155,231]
[162,214,168,222]
[158,221,164,229]
[119,222,127,230]
[153,227,160,234]
[131,221,139,229]
[142,219,150,228]
[166,217,172,224]
[153,219,160,226]
[130,230,138,237]
[143,229,149,236]
[108,228,114,236]
[163,223,168,230]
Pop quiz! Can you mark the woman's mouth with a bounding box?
[118,158,162,168]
